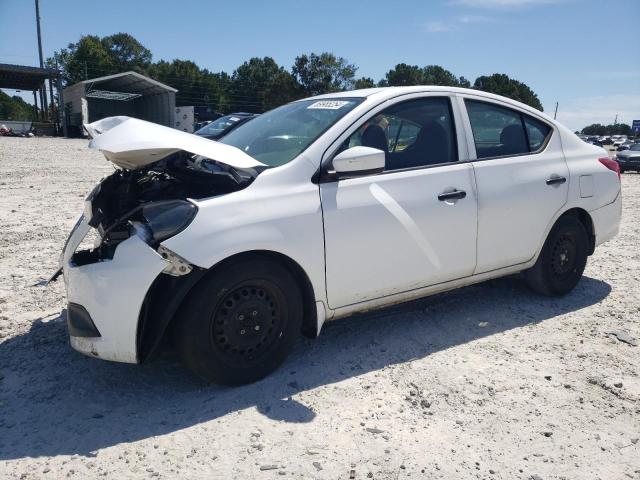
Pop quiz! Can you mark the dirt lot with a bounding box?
[0,137,639,480]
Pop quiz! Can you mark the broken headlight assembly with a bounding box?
[135,200,198,245]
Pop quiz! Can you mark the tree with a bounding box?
[262,69,304,111]
[230,57,302,112]
[382,63,424,86]
[47,33,153,87]
[581,123,632,136]
[382,64,469,87]
[422,65,464,86]
[0,91,37,121]
[100,33,152,73]
[473,73,543,111]
[148,60,228,111]
[354,77,376,89]
[47,35,115,86]
[292,52,357,96]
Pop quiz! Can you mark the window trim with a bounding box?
[462,97,554,162]
[319,94,460,182]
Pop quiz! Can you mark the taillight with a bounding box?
[599,157,620,179]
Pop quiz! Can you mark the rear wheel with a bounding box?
[525,215,589,296]
[176,256,302,385]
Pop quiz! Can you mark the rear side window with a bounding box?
[524,116,551,151]
[465,99,551,159]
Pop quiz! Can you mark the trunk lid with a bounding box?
[85,116,265,170]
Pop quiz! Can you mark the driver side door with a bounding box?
[319,95,478,309]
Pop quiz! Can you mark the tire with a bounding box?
[175,256,303,385]
[524,215,589,296]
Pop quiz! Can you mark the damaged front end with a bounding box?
[80,150,257,268]
[58,116,266,363]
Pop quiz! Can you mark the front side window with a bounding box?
[220,98,362,167]
[465,99,552,159]
[341,97,457,170]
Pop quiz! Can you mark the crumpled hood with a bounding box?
[85,116,265,170]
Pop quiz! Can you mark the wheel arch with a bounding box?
[560,207,596,255]
[209,250,319,339]
[137,249,319,363]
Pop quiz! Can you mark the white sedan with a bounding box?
[57,87,622,385]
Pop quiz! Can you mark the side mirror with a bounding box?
[331,146,385,178]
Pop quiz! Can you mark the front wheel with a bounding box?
[524,215,589,296]
[175,256,303,385]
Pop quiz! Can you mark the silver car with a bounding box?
[615,144,640,172]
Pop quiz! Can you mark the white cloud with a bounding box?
[551,94,640,131]
[450,0,562,8]
[423,21,454,32]
[458,14,491,22]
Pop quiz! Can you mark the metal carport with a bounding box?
[63,71,177,136]
[0,63,62,133]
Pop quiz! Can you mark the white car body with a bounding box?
[60,86,622,366]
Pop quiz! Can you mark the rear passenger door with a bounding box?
[461,97,569,273]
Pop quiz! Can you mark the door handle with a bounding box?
[438,189,466,201]
[546,176,567,185]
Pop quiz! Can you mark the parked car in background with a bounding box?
[599,136,613,145]
[57,87,622,385]
[617,140,634,151]
[612,136,627,147]
[194,113,258,140]
[615,144,640,172]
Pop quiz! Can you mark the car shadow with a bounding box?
[0,275,610,460]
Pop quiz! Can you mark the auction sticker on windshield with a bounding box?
[307,100,351,110]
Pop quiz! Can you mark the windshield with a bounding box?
[630,144,640,151]
[219,98,363,166]
[196,115,245,137]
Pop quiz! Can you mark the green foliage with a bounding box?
[101,33,152,73]
[354,77,376,89]
[148,59,229,111]
[0,90,36,121]
[473,73,543,111]
[292,53,357,96]
[47,33,152,86]
[44,33,548,116]
[229,57,302,112]
[581,123,632,136]
[382,64,469,88]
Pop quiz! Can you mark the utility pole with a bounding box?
[35,0,48,121]
[614,114,618,125]
[553,102,559,120]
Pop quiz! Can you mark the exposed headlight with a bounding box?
[141,200,197,243]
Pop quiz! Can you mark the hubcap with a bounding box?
[211,285,280,360]
[551,233,576,279]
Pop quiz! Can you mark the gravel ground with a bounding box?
[0,136,638,480]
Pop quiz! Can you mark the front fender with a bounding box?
[160,178,327,309]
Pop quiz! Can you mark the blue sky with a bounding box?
[1,0,638,130]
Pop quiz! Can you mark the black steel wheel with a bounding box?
[525,215,589,296]
[176,256,303,385]
[211,282,284,366]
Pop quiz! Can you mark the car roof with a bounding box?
[305,86,555,125]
